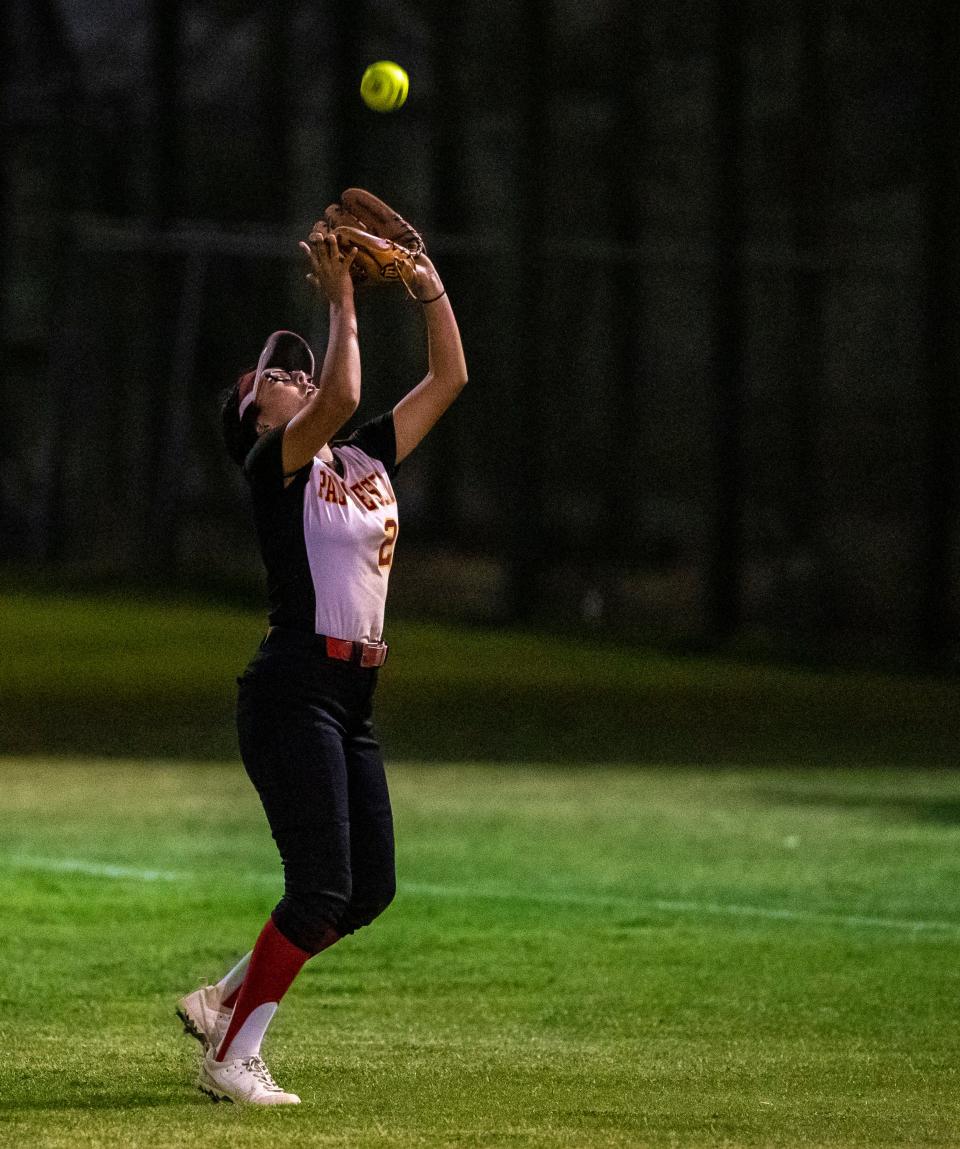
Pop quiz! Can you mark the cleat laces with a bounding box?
[243,1056,282,1092]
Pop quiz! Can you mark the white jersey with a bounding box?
[302,443,397,641]
[244,412,399,642]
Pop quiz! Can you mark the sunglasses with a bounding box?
[238,369,295,421]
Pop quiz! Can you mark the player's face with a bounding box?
[254,369,316,431]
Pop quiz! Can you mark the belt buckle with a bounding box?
[359,641,388,668]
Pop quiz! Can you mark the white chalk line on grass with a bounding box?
[403,881,960,936]
[5,854,960,938]
[8,856,183,882]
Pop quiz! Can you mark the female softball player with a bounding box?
[176,215,467,1105]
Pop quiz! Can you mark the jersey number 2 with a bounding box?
[378,519,398,569]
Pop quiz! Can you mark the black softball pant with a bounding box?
[236,632,396,953]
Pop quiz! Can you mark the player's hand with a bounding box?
[299,232,356,306]
[411,253,444,303]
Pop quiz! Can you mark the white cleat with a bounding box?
[176,985,232,1052]
[197,1051,301,1105]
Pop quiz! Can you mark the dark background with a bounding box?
[3,0,959,670]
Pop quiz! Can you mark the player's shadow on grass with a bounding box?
[753,787,960,825]
[5,1095,187,1111]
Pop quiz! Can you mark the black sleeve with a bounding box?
[243,427,314,489]
[243,424,314,491]
[337,410,400,476]
[242,426,286,488]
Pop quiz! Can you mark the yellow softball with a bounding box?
[360,61,409,112]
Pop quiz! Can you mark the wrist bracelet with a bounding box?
[419,289,446,304]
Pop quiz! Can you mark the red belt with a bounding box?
[265,626,389,667]
[324,635,389,667]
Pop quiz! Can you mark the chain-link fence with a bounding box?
[3,0,958,666]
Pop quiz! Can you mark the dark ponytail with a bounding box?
[220,372,259,466]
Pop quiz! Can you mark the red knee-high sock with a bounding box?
[215,917,337,1061]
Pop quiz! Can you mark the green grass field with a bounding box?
[1,759,960,1147]
[1,590,959,1146]
[2,588,959,767]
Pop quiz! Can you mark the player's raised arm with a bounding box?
[280,233,361,474]
[392,253,469,465]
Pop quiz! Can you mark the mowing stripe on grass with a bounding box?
[6,854,960,939]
